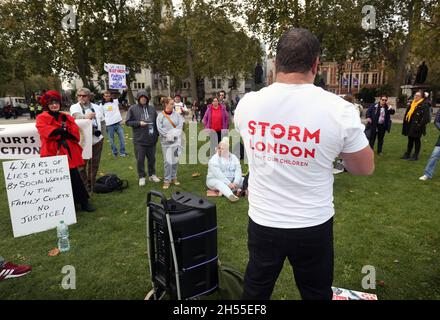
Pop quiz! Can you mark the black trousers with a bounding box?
[134,143,156,178]
[369,124,386,154]
[242,217,334,300]
[70,168,89,208]
[407,137,421,155]
[79,139,104,192]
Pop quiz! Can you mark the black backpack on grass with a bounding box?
[94,174,128,193]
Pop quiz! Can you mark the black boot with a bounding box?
[81,202,96,212]
[400,152,410,160]
[408,153,419,161]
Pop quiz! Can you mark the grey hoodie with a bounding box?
[125,103,158,146]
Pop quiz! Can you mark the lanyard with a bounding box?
[143,106,150,121]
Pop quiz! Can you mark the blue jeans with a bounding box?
[107,123,126,156]
[424,146,440,178]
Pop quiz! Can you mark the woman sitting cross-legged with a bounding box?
[206,137,243,202]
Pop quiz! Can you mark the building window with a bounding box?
[372,73,378,84]
[211,78,222,89]
[163,78,168,89]
[183,81,191,89]
[153,79,159,90]
[363,73,369,84]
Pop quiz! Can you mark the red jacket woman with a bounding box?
[35,90,95,212]
[36,110,84,169]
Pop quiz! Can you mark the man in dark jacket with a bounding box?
[419,109,440,180]
[365,95,395,155]
[125,90,160,186]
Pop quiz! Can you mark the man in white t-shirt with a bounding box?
[100,90,128,158]
[173,95,188,120]
[234,28,374,300]
[70,87,104,192]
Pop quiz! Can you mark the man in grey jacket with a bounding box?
[126,91,161,186]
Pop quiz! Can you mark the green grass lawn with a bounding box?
[1,122,439,300]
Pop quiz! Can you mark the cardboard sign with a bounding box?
[0,119,93,160]
[106,63,127,89]
[2,155,77,237]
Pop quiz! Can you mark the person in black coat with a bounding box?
[401,90,431,161]
[365,95,395,155]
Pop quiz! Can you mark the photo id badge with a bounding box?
[147,122,154,135]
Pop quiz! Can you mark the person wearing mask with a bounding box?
[36,90,95,212]
[100,90,128,158]
[401,90,431,161]
[365,95,395,155]
[156,97,184,189]
[206,137,243,202]
[419,109,440,181]
[234,28,374,300]
[125,90,161,186]
[70,87,104,192]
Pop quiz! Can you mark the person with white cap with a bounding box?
[206,136,243,202]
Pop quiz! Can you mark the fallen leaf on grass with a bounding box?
[348,190,354,193]
[124,210,128,214]
[128,166,134,170]
[99,172,105,177]
[192,172,201,177]
[393,259,399,263]
[48,248,60,257]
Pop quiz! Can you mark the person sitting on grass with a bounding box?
[206,137,243,202]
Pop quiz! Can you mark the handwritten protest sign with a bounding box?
[0,119,92,160]
[2,155,76,237]
[105,63,127,89]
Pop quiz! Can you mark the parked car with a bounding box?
[0,97,29,116]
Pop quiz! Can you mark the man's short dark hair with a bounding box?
[276,28,321,74]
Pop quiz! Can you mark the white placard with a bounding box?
[0,119,93,160]
[3,155,77,237]
[107,63,127,89]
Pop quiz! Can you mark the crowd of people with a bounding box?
[3,28,439,304]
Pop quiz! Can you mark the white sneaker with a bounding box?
[149,175,161,183]
[419,175,429,181]
[228,194,239,202]
[139,177,146,186]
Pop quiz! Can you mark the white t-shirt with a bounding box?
[70,102,104,145]
[174,102,188,116]
[101,99,122,126]
[234,83,369,229]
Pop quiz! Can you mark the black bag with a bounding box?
[94,174,128,193]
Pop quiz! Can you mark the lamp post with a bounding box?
[348,56,354,94]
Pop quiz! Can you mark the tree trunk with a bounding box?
[127,86,135,106]
[392,0,420,97]
[187,37,197,102]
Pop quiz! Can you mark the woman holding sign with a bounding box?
[36,90,95,212]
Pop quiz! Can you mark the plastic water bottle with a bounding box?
[57,221,70,252]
